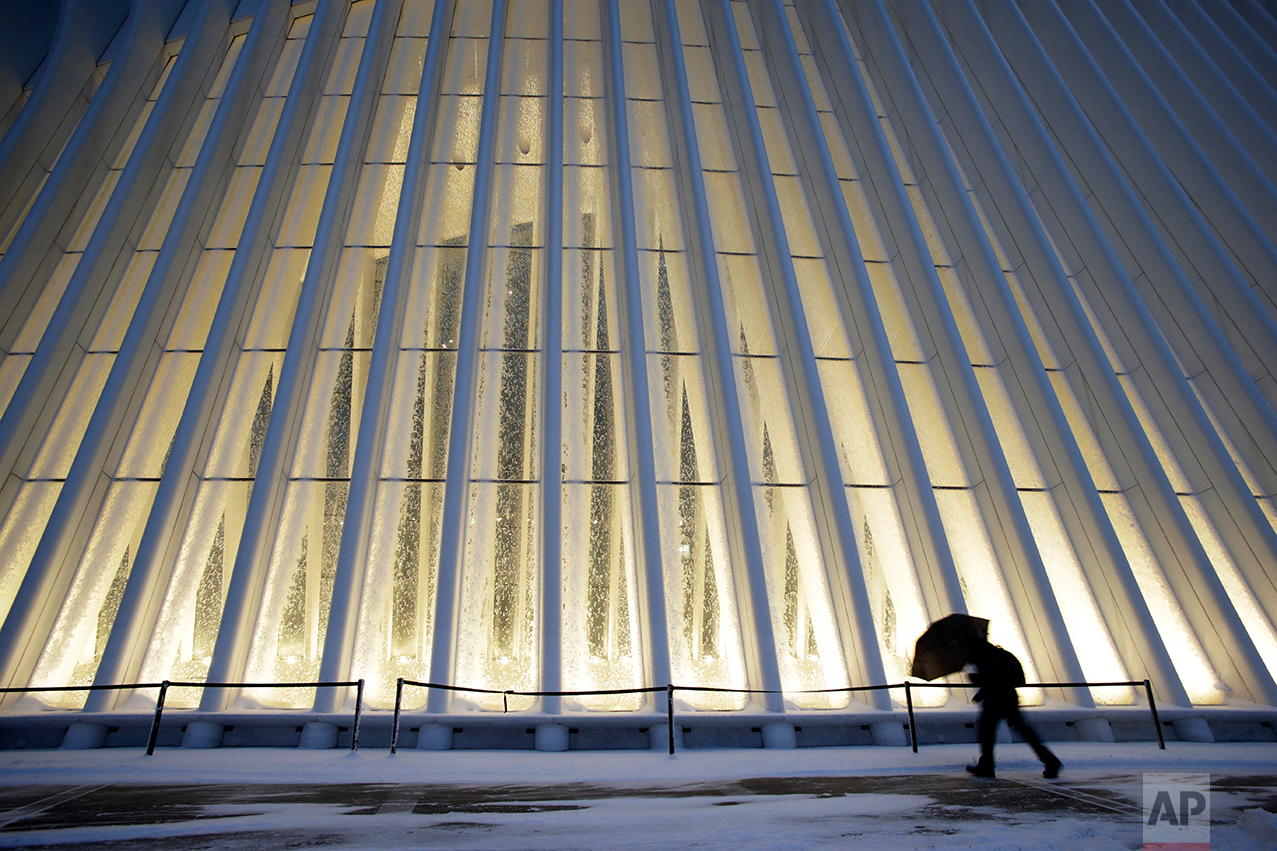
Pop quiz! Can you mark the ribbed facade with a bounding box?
[0,0,1275,740]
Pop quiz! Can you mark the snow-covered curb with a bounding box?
[0,741,1273,786]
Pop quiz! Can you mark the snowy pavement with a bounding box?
[0,742,1272,849]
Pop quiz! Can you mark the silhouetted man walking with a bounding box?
[966,641,1062,779]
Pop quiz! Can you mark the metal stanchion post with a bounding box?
[905,682,917,753]
[1144,679,1166,750]
[351,679,364,751]
[146,680,169,756]
[391,678,404,754]
[667,684,675,755]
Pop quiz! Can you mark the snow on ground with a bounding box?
[0,739,1268,785]
[0,743,1272,849]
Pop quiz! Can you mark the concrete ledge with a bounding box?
[0,704,1270,751]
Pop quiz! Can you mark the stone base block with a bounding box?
[870,719,908,747]
[761,721,796,749]
[62,722,108,750]
[298,721,338,749]
[1171,716,1214,743]
[182,721,225,749]
[535,723,569,751]
[1074,717,1115,743]
[416,723,453,750]
[649,723,684,751]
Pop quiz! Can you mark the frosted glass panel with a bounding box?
[455,483,541,710]
[1019,491,1131,703]
[566,100,607,165]
[561,483,643,710]
[638,248,700,354]
[0,483,63,625]
[366,96,417,163]
[934,489,1041,704]
[847,486,932,695]
[383,39,429,95]
[352,480,444,708]
[30,481,159,703]
[657,480,747,710]
[755,487,850,708]
[0,0,1271,725]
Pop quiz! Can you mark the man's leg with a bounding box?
[970,697,1007,777]
[1005,703,1062,777]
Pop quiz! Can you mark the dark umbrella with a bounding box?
[910,614,990,681]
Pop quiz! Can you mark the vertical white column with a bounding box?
[714,2,967,667]
[653,0,784,710]
[0,0,234,693]
[201,0,396,711]
[1161,0,1277,134]
[985,1,1277,379]
[1198,0,1277,83]
[879,0,1186,705]
[0,0,192,492]
[1103,0,1277,193]
[873,0,1276,704]
[940,0,1277,655]
[425,0,509,714]
[1017,1,1277,314]
[790,0,1090,699]
[0,0,133,240]
[1033,0,1277,279]
[87,0,295,712]
[704,0,897,704]
[315,0,451,713]
[539,0,564,715]
[600,0,672,701]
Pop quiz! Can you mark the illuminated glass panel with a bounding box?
[0,0,1273,724]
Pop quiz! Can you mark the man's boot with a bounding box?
[965,756,995,779]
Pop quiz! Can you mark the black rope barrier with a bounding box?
[0,682,166,693]
[383,674,1164,751]
[0,676,1167,756]
[389,679,668,753]
[145,679,367,756]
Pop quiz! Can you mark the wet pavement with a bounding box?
[0,773,1272,850]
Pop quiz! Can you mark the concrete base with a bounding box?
[649,723,684,751]
[1172,716,1214,743]
[298,721,338,749]
[182,721,225,749]
[1074,716,1115,743]
[870,719,909,747]
[761,721,797,749]
[2,705,1267,752]
[535,723,569,751]
[61,722,108,750]
[416,723,453,750]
